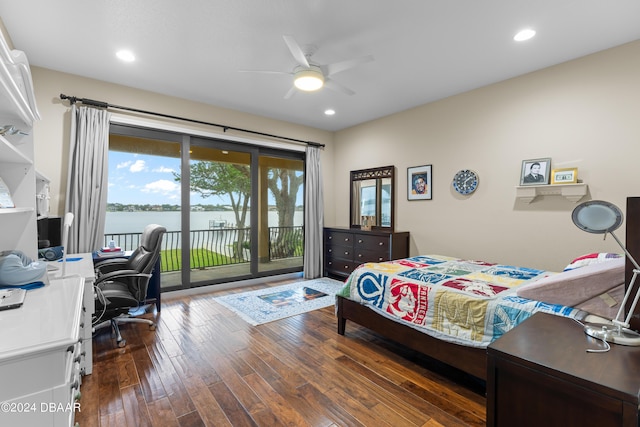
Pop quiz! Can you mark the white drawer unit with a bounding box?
[51,253,96,376]
[0,275,84,427]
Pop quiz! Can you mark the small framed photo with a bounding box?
[520,158,551,186]
[551,167,578,184]
[408,165,432,200]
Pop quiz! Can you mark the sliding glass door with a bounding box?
[107,124,304,291]
[257,154,304,274]
[187,141,253,283]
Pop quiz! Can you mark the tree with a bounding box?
[175,162,303,261]
[175,162,251,259]
[266,168,303,257]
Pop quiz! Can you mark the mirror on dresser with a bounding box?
[350,165,395,231]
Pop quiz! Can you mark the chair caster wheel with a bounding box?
[118,340,126,348]
[149,324,156,331]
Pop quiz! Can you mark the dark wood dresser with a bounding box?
[487,312,640,427]
[323,227,409,279]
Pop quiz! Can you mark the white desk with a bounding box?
[49,253,96,376]
[0,274,84,427]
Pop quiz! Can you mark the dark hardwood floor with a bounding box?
[76,278,486,426]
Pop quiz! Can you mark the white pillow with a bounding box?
[564,252,622,271]
[516,257,625,307]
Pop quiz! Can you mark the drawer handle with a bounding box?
[358,239,363,243]
[379,242,383,246]
[328,261,332,265]
[344,251,349,255]
[328,236,332,240]
[328,249,332,253]
[378,257,384,261]
[344,265,349,269]
[358,254,362,258]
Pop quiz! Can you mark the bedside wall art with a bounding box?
[520,158,551,186]
[408,165,432,200]
[551,167,578,184]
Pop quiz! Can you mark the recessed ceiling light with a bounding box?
[116,50,136,62]
[514,29,536,42]
[324,109,336,116]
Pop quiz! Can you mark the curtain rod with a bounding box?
[59,93,325,148]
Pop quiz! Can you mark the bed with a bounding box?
[336,253,626,380]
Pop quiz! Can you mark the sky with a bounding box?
[108,151,210,205]
[107,151,303,206]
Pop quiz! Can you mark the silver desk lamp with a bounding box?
[572,200,640,346]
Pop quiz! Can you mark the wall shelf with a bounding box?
[516,183,588,204]
[0,31,38,257]
[0,206,34,215]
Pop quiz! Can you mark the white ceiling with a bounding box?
[2,1,640,131]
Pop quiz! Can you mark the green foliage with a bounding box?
[159,248,234,272]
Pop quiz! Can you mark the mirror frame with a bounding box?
[350,165,395,231]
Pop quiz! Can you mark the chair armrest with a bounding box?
[95,269,152,285]
[95,257,129,275]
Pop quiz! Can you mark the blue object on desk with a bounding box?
[0,281,45,291]
[57,257,83,262]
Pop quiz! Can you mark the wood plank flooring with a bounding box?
[76,278,486,426]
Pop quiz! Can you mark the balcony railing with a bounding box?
[103,226,303,272]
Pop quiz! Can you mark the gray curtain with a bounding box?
[303,145,324,278]
[65,105,110,253]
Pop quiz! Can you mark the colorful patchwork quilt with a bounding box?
[337,255,584,348]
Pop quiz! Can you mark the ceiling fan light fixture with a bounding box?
[294,66,324,91]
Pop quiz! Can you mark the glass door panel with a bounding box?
[106,132,182,290]
[188,144,252,283]
[257,155,304,274]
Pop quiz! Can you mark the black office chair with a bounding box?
[93,224,166,347]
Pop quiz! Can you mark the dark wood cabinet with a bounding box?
[323,227,409,278]
[487,312,640,427]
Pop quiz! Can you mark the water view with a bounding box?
[105,211,304,234]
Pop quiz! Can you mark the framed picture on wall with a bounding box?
[551,167,578,184]
[520,158,551,185]
[408,165,432,200]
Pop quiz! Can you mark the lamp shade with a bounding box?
[294,66,324,91]
[572,200,623,234]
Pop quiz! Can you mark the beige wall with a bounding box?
[333,40,640,271]
[29,67,336,225]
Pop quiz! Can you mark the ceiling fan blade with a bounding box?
[284,86,297,99]
[323,54,374,76]
[283,35,310,68]
[324,79,355,96]
[238,70,291,75]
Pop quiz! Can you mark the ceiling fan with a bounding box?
[240,35,374,99]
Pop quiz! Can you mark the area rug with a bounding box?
[213,277,344,325]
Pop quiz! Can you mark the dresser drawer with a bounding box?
[354,248,388,263]
[354,233,389,250]
[325,230,355,246]
[325,244,354,262]
[325,258,357,276]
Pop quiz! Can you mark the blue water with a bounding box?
[105,211,304,234]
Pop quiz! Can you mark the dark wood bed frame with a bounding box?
[336,196,640,382]
[336,295,488,380]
